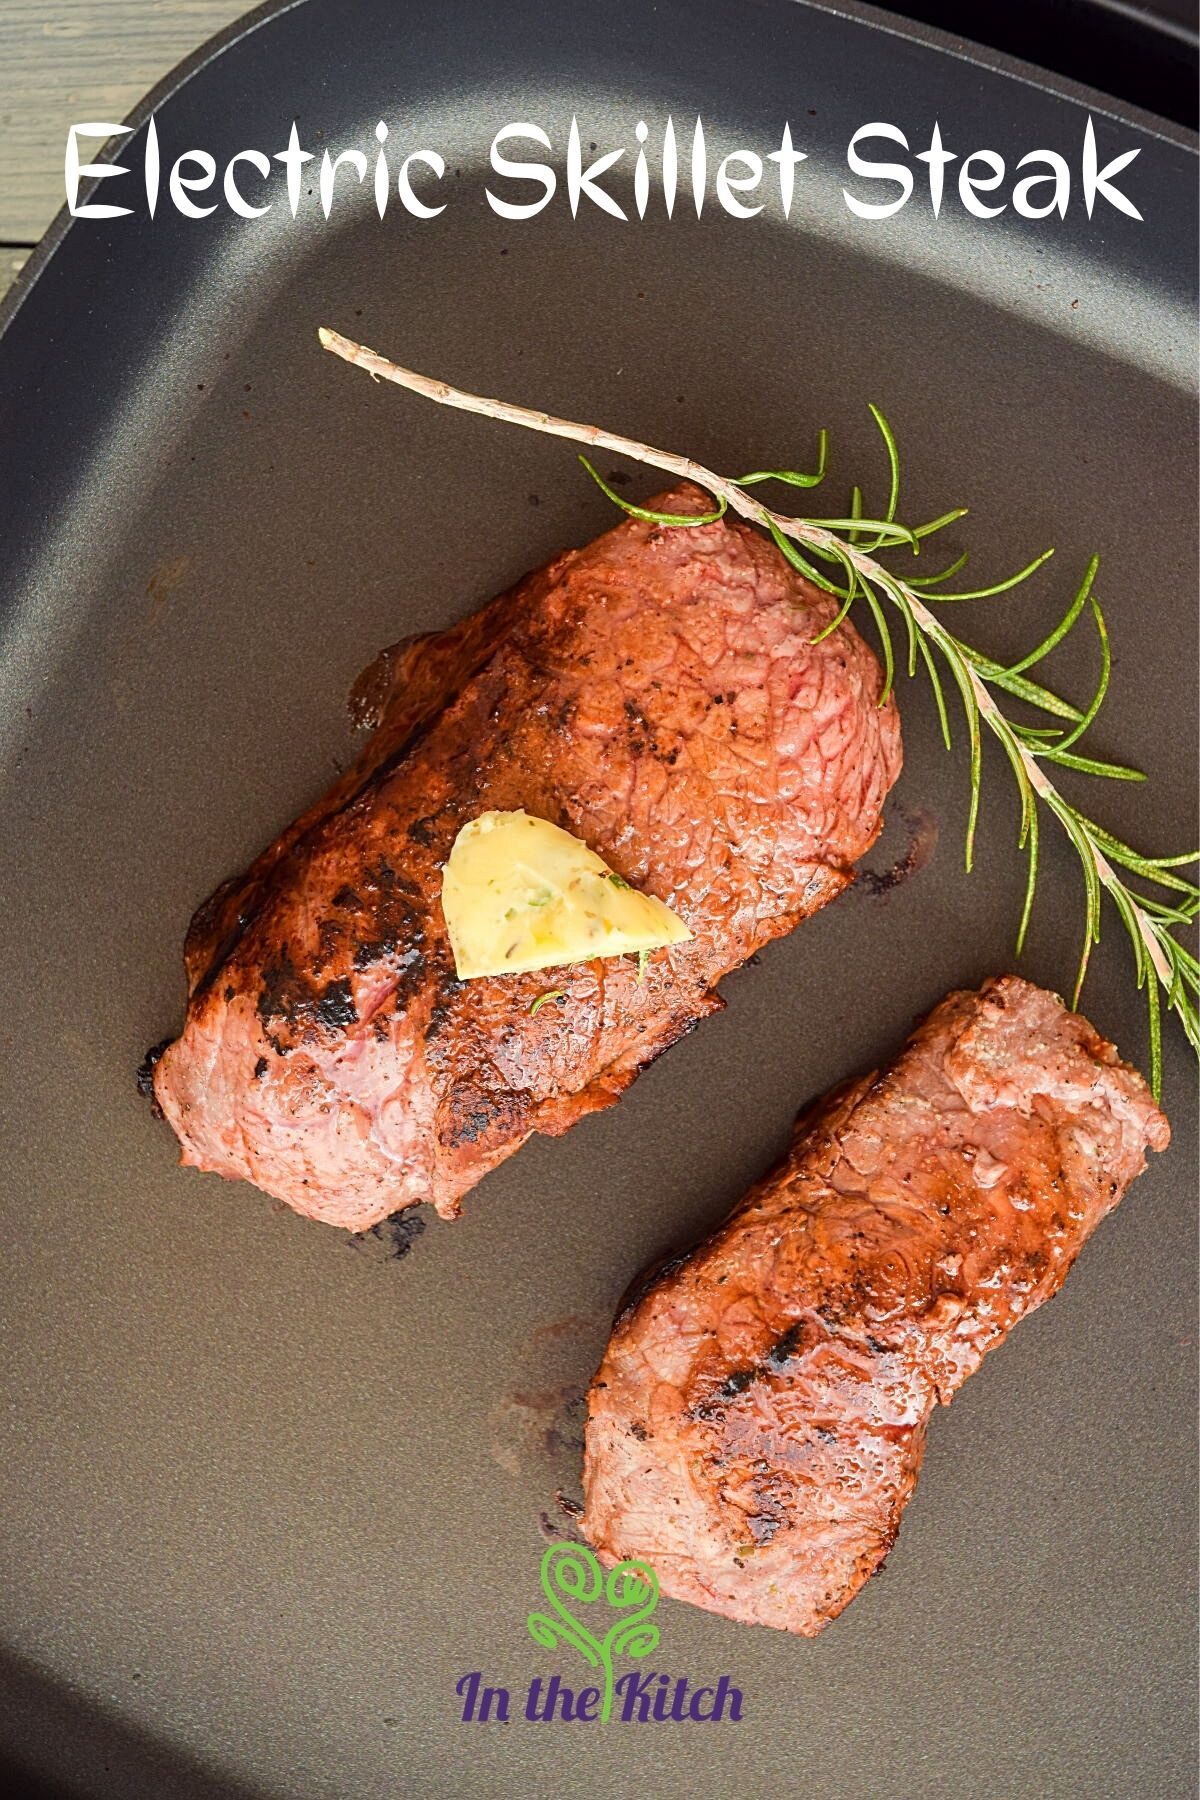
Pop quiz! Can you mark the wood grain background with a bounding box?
[2,0,251,294]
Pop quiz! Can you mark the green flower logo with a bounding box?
[526,1542,660,1723]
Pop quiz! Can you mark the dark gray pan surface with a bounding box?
[0,2,1195,1795]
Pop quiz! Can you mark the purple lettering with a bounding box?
[711,1675,744,1722]
[537,1674,576,1722]
[616,1668,658,1722]
[576,1686,601,1721]
[688,1685,715,1722]
[651,1673,673,1722]
[522,1667,745,1725]
[456,1672,481,1721]
[479,1683,509,1723]
[455,1672,509,1722]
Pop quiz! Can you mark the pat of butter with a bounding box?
[441,810,692,980]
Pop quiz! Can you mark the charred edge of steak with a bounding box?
[255,863,430,1050]
[188,895,257,1006]
[347,635,420,731]
[255,948,358,1045]
[630,1009,709,1080]
[441,1082,535,1150]
[348,1208,429,1260]
[538,1505,586,1546]
[855,807,939,900]
[189,643,482,1005]
[136,1038,173,1117]
[611,1248,693,1328]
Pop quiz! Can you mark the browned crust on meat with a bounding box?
[582,977,1169,1634]
[153,488,901,1228]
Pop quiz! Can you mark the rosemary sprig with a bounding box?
[317,327,1198,1098]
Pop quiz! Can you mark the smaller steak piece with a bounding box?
[583,978,1169,1634]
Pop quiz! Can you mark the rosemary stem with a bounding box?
[318,327,845,555]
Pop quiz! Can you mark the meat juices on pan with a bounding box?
[582,977,1169,1635]
[152,487,902,1229]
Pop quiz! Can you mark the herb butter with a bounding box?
[441,810,692,980]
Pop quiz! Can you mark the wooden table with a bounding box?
[2,0,251,299]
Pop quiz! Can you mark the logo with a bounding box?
[526,1542,660,1723]
[454,1541,744,1725]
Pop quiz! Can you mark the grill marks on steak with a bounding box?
[582,977,1169,1634]
[153,487,901,1229]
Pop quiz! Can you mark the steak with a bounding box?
[152,486,901,1229]
[582,977,1168,1633]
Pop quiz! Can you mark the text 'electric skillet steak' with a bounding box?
[582,977,1169,1633]
[152,486,902,1229]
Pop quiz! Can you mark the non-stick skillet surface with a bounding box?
[0,2,1195,1796]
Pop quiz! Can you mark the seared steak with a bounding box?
[153,487,901,1229]
[582,977,1168,1633]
